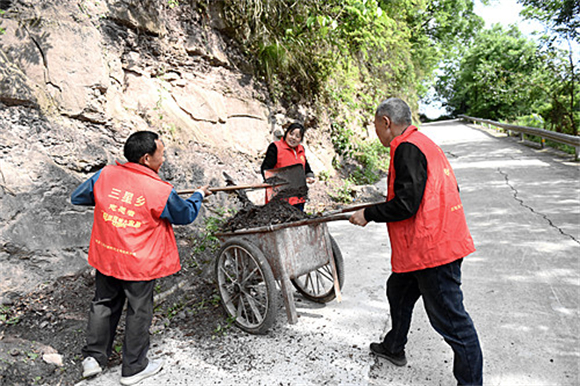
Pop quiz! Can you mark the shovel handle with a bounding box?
[209,184,275,192]
[176,183,286,195]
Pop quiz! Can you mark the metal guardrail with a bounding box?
[459,115,580,161]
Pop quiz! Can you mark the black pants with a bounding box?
[382,259,483,385]
[82,271,155,377]
[293,202,305,211]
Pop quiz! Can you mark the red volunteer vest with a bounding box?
[270,139,307,205]
[89,162,180,280]
[387,126,475,273]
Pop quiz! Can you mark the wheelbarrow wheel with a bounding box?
[215,238,279,335]
[291,235,344,303]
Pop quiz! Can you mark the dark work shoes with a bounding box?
[370,342,408,366]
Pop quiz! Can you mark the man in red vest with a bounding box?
[71,131,212,385]
[349,98,482,385]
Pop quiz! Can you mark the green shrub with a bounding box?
[185,208,232,270]
[514,114,544,128]
[350,139,389,185]
[329,179,355,204]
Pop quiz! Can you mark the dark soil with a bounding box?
[0,249,226,386]
[273,185,309,201]
[263,176,287,186]
[220,198,313,232]
[0,176,348,386]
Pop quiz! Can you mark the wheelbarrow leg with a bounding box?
[279,272,298,324]
[328,248,342,303]
[324,232,343,303]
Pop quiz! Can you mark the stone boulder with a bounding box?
[0,0,337,303]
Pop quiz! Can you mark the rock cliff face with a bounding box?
[0,0,336,303]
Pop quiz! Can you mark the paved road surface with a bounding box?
[77,120,579,386]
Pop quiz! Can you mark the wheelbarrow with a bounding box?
[214,213,351,335]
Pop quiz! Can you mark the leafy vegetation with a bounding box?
[329,179,355,204]
[0,304,20,325]
[519,0,579,42]
[212,316,236,339]
[186,208,231,270]
[436,25,541,121]
[220,0,484,180]
[519,0,579,135]
[0,10,5,35]
[436,1,578,136]
[349,139,390,185]
[233,0,480,106]
[219,0,577,145]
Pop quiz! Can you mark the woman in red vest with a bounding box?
[260,122,315,211]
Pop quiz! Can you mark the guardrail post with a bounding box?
[575,147,579,162]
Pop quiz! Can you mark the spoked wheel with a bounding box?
[215,238,278,334]
[291,235,344,303]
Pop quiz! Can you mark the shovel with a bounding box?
[176,181,288,195]
[263,163,307,202]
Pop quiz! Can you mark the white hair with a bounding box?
[376,98,412,126]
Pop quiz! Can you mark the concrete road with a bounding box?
[77,121,579,386]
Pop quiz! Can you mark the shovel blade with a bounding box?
[264,163,307,202]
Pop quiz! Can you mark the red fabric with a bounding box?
[273,139,307,169]
[268,139,306,205]
[387,127,475,273]
[88,162,180,280]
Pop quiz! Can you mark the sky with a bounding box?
[473,0,544,35]
[473,0,578,57]
[419,0,556,119]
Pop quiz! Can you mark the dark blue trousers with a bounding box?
[382,258,483,385]
[82,271,155,377]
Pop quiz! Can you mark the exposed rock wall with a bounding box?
[0,0,336,303]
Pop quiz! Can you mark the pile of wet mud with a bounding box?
[263,176,287,186]
[221,198,313,232]
[271,185,309,201]
[263,176,309,201]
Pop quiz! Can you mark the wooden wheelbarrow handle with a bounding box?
[321,201,384,216]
